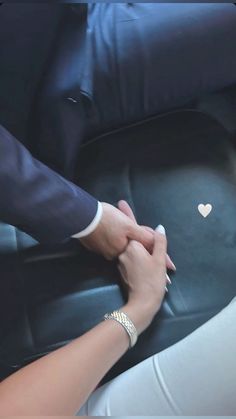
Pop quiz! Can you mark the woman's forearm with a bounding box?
[0,227,167,415]
[0,305,136,415]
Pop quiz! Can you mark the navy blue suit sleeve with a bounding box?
[0,125,98,244]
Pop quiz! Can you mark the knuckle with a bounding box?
[125,240,135,252]
[126,223,135,237]
[118,252,126,263]
[158,260,166,270]
[129,240,143,253]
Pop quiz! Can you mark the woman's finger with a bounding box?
[166,254,177,271]
[166,273,172,284]
[153,225,167,268]
[142,227,176,271]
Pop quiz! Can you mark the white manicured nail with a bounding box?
[156,225,166,235]
[166,274,172,284]
[171,262,177,271]
[165,286,168,293]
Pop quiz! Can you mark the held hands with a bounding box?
[118,200,175,271]
[80,202,154,260]
[80,200,176,271]
[119,225,170,335]
[80,199,175,334]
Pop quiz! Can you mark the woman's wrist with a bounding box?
[121,299,159,335]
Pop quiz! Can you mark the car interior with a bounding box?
[1,2,236,385]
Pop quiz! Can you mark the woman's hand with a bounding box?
[118,225,169,334]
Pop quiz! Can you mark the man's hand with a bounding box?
[79,202,154,260]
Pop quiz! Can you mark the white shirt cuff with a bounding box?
[72,201,103,239]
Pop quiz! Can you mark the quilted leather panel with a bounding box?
[77,110,236,314]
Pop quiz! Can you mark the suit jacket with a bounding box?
[0,124,98,244]
[0,5,99,244]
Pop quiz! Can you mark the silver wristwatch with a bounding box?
[104,310,138,348]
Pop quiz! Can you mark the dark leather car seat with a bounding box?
[1,110,236,383]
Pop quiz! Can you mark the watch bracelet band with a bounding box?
[103,310,138,348]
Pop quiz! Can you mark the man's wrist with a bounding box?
[72,201,103,239]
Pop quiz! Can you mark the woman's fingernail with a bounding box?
[171,262,177,271]
[165,286,169,293]
[166,255,177,271]
[169,262,177,272]
[166,274,172,284]
[156,225,166,235]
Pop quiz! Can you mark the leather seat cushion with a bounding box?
[1,110,236,382]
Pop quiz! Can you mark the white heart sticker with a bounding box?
[198,203,212,218]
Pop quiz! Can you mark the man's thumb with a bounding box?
[129,224,154,249]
